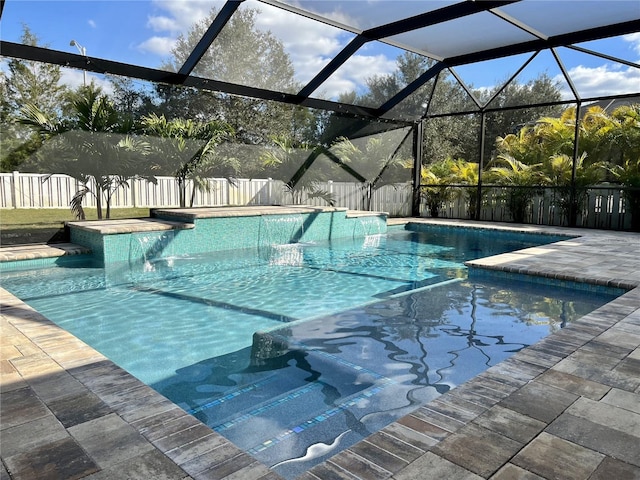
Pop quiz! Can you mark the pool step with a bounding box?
[67,217,194,235]
[217,368,425,479]
[0,243,91,263]
[179,344,413,476]
[188,346,383,425]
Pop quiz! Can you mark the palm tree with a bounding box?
[420,158,457,218]
[139,114,235,207]
[606,104,640,231]
[487,155,549,223]
[608,158,640,231]
[544,152,604,225]
[494,125,544,166]
[449,159,480,219]
[534,107,577,158]
[609,104,640,165]
[19,85,151,219]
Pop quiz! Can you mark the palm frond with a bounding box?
[18,104,62,137]
[70,186,90,220]
[306,188,336,206]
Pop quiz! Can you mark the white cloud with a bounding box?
[137,36,177,56]
[556,64,640,99]
[60,68,113,95]
[253,3,347,84]
[138,1,224,56]
[314,54,398,99]
[248,3,398,94]
[148,0,224,33]
[146,15,180,34]
[88,19,97,29]
[338,54,398,86]
[314,78,357,100]
[623,32,640,56]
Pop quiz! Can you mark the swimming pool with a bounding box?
[0,226,619,479]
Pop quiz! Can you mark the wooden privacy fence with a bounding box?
[0,171,632,229]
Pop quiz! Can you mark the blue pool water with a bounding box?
[1,227,619,478]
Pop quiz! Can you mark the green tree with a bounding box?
[355,52,479,164]
[158,6,308,147]
[108,76,155,121]
[1,26,68,172]
[19,85,153,219]
[493,124,544,166]
[482,74,563,159]
[545,152,604,225]
[608,104,640,165]
[604,104,640,231]
[493,104,639,226]
[420,158,457,218]
[486,155,549,223]
[167,8,294,91]
[351,53,563,174]
[449,159,481,219]
[535,108,578,159]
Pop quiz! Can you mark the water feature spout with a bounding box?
[353,216,382,238]
[259,214,305,246]
[129,230,176,268]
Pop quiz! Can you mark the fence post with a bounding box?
[11,171,20,209]
[131,177,137,208]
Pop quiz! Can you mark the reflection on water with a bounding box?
[153,278,615,479]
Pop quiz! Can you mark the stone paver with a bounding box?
[588,457,640,480]
[1,216,639,480]
[564,396,640,439]
[3,437,99,480]
[68,413,156,468]
[0,414,69,458]
[490,463,545,480]
[601,388,640,414]
[393,452,482,480]
[497,381,579,424]
[535,369,610,400]
[67,217,194,235]
[471,405,546,444]
[511,432,604,480]
[0,387,51,430]
[430,423,522,478]
[82,449,192,480]
[546,413,640,467]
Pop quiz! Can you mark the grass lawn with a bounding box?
[1,208,151,230]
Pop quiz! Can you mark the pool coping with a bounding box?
[2,217,639,480]
[67,217,195,235]
[0,242,91,263]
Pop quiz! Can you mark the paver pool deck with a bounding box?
[1,216,639,480]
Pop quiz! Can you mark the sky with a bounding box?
[1,0,639,104]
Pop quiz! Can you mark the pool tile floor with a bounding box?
[2,217,640,480]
